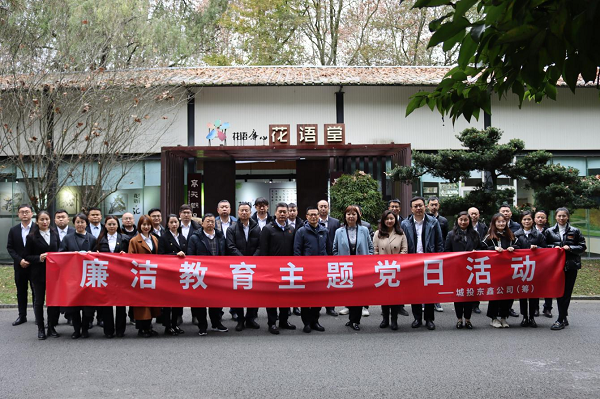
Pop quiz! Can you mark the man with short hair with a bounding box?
[227,202,261,331]
[294,205,328,333]
[468,207,488,240]
[427,196,448,313]
[287,203,303,232]
[86,207,105,239]
[7,204,36,326]
[121,212,137,239]
[53,209,76,325]
[148,208,165,238]
[401,196,444,330]
[179,204,200,240]
[259,202,296,334]
[499,203,521,318]
[187,213,229,336]
[251,197,272,230]
[215,200,237,239]
[388,199,404,222]
[317,199,340,317]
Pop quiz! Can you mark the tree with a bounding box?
[389,127,600,221]
[406,0,600,123]
[329,170,386,225]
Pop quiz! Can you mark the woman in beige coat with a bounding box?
[373,210,408,330]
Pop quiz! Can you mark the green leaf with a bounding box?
[470,23,485,42]
[545,82,557,101]
[458,32,478,68]
[563,55,580,93]
[497,25,539,44]
[456,0,479,17]
[452,70,468,81]
[443,31,466,51]
[580,56,598,82]
[413,0,453,8]
[406,95,425,117]
[429,14,450,32]
[429,17,471,48]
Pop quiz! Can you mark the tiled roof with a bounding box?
[1,66,596,90]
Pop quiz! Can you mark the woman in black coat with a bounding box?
[545,207,587,330]
[59,213,97,339]
[514,211,546,328]
[444,211,481,329]
[534,210,554,318]
[24,210,60,340]
[95,215,130,338]
[158,214,187,336]
[482,213,521,329]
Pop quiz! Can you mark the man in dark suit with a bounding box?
[259,202,297,335]
[85,207,105,239]
[53,209,75,325]
[468,207,488,240]
[6,204,35,326]
[427,196,449,313]
[251,197,272,230]
[499,203,521,318]
[226,202,261,331]
[215,200,237,239]
[317,199,340,317]
[148,208,165,238]
[179,204,200,240]
[120,212,137,239]
[388,199,404,222]
[287,203,303,232]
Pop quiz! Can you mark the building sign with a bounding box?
[269,124,291,146]
[324,124,345,144]
[187,173,202,217]
[269,188,297,210]
[297,124,318,145]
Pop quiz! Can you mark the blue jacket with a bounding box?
[401,214,444,253]
[332,225,374,255]
[294,221,328,256]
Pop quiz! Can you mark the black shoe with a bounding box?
[47,326,60,338]
[310,323,325,332]
[211,323,229,332]
[116,332,125,338]
[303,325,312,333]
[345,321,360,331]
[534,309,540,317]
[326,308,339,317]
[564,317,569,326]
[456,320,464,329]
[465,320,473,329]
[542,308,553,318]
[293,307,302,316]
[398,307,409,317]
[269,325,280,335]
[246,320,260,329]
[38,329,47,340]
[509,309,519,317]
[149,329,159,336]
[551,320,565,330]
[390,319,398,331]
[473,306,481,314]
[71,331,81,339]
[411,319,422,328]
[279,321,296,330]
[231,311,239,322]
[164,327,178,336]
[12,316,27,326]
[529,317,537,328]
[520,317,530,327]
[105,334,115,339]
[198,329,207,336]
[426,320,435,330]
[138,329,152,338]
[81,330,89,338]
[379,319,389,329]
[173,326,185,335]
[235,322,245,332]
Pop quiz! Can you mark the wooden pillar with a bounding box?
[160,149,185,216]
[297,159,329,216]
[203,160,236,216]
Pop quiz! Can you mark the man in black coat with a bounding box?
[293,206,328,333]
[179,204,201,240]
[317,199,340,317]
[85,207,105,239]
[187,213,229,336]
[259,202,297,334]
[468,207,488,240]
[53,209,75,325]
[287,203,304,232]
[226,202,261,331]
[6,204,35,326]
[427,196,449,313]
[499,203,522,317]
[120,212,137,239]
[251,197,272,230]
[388,199,404,222]
[149,208,166,239]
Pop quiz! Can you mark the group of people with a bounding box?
[6,195,585,340]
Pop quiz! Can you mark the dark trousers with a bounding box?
[381,305,400,321]
[487,300,511,319]
[70,307,95,333]
[454,302,473,319]
[544,298,553,310]
[301,307,321,326]
[31,265,59,329]
[102,306,127,336]
[557,269,578,322]
[519,298,539,319]
[412,304,435,321]
[232,308,258,324]
[161,307,183,329]
[267,307,289,326]
[14,264,35,318]
[192,307,222,331]
[348,306,362,324]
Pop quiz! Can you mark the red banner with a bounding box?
[46,249,565,307]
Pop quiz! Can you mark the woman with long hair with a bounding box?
[534,210,554,318]
[444,211,481,329]
[373,210,407,331]
[96,215,130,338]
[128,215,161,338]
[158,214,187,336]
[514,211,546,328]
[482,213,521,328]
[24,210,60,340]
[545,207,586,330]
[332,205,374,331]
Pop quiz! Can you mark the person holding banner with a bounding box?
[401,197,444,331]
[483,213,521,328]
[128,215,161,338]
[514,211,546,328]
[373,210,407,331]
[59,213,97,339]
[96,215,130,338]
[25,210,61,340]
[444,211,481,330]
[535,210,554,318]
[333,205,374,331]
[546,207,587,331]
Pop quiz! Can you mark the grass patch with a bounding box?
[1,260,599,305]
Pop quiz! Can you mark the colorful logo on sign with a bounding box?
[207,120,229,145]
